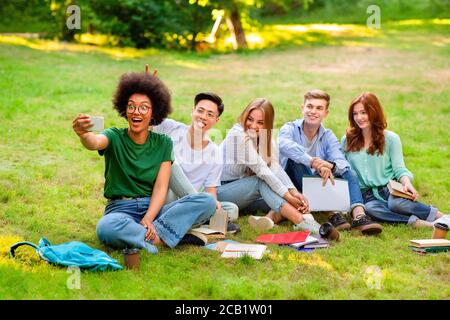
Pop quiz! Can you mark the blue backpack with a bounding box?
[10,237,123,272]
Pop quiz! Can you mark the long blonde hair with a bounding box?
[238,98,275,166]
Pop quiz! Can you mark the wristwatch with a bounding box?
[330,161,336,173]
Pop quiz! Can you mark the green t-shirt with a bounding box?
[99,127,173,199]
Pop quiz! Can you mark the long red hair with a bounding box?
[345,92,387,155]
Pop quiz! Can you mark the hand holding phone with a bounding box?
[89,116,104,132]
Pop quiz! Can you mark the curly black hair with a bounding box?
[112,72,172,125]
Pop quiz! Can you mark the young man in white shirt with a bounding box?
[153,92,240,233]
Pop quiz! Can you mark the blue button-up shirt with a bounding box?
[278,119,350,176]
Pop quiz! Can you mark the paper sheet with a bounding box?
[302,177,350,212]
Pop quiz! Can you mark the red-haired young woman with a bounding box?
[341,92,445,228]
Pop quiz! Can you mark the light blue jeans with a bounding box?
[362,186,437,225]
[167,161,239,222]
[96,193,216,254]
[285,159,365,213]
[217,176,287,215]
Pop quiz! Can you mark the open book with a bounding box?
[387,180,414,200]
[220,243,267,260]
[191,209,228,240]
[205,241,267,259]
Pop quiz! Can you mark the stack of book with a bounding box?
[409,239,450,254]
[288,235,330,251]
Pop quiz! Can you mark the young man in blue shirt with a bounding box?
[278,89,382,235]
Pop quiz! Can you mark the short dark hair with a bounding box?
[112,72,172,125]
[194,92,224,116]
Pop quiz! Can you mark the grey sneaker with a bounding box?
[293,218,321,234]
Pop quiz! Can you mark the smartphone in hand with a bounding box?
[89,116,104,132]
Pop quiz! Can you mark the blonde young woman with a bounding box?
[217,98,321,233]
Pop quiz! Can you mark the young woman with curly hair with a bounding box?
[72,72,216,254]
[341,92,445,227]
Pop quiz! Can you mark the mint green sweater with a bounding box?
[341,130,413,200]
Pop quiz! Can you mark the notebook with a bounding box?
[302,177,350,212]
[256,231,310,244]
[220,243,267,260]
[410,246,450,254]
[303,237,330,249]
[409,239,450,248]
[289,235,320,248]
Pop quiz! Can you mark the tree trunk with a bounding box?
[226,4,247,50]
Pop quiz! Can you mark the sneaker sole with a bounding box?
[352,224,383,235]
[335,222,351,231]
[248,216,274,230]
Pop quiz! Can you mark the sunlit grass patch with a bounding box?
[0,35,158,59]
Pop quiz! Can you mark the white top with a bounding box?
[304,133,319,174]
[153,119,222,191]
[220,123,295,197]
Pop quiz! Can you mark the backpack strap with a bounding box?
[9,242,40,258]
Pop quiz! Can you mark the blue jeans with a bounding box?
[167,161,239,222]
[96,193,216,254]
[217,176,286,215]
[362,186,437,225]
[285,159,365,213]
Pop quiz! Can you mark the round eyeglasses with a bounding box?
[127,104,151,115]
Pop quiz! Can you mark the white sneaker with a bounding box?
[434,215,450,228]
[293,218,321,234]
[248,215,274,230]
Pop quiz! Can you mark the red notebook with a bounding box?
[256,231,311,244]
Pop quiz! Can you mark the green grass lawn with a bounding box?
[0,20,449,299]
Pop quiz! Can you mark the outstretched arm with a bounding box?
[72,114,108,150]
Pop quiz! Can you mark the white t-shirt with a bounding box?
[153,119,222,191]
